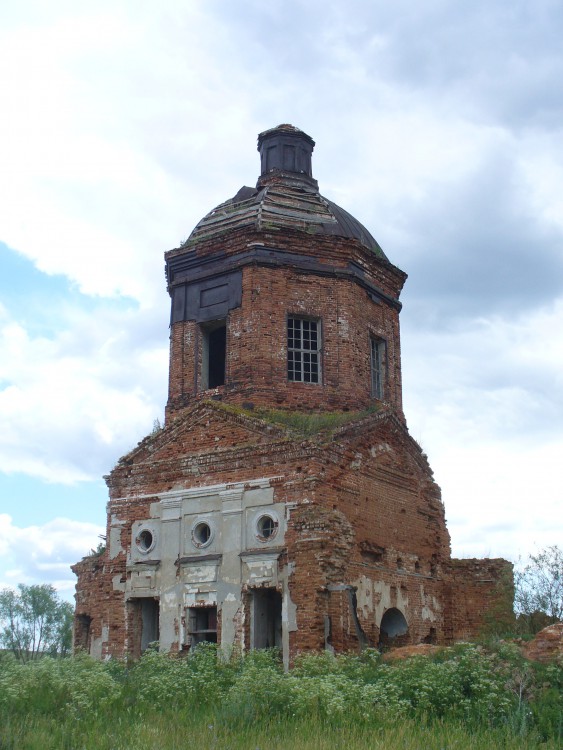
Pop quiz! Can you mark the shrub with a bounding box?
[0,643,561,745]
[0,652,119,718]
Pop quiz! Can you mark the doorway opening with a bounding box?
[129,597,160,656]
[251,588,282,649]
[140,598,160,652]
[379,607,409,649]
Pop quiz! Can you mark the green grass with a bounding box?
[254,406,380,436]
[1,713,558,750]
[215,400,380,437]
[0,644,561,749]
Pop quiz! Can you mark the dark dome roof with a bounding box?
[184,125,387,260]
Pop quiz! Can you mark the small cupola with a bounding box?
[257,124,316,187]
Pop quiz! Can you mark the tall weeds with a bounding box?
[0,643,561,749]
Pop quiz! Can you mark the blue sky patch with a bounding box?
[0,472,107,529]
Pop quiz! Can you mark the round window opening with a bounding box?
[256,514,278,541]
[136,529,154,553]
[192,521,212,548]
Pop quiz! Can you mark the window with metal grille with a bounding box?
[370,336,386,399]
[287,317,320,383]
[256,514,278,541]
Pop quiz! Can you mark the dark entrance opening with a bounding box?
[187,606,218,647]
[251,588,282,649]
[202,321,226,388]
[135,598,160,654]
[379,607,409,649]
[75,614,92,652]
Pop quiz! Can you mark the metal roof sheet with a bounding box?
[184,179,387,260]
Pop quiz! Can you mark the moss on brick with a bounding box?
[253,406,381,435]
[211,400,380,436]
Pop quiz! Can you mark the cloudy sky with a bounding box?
[1,0,562,600]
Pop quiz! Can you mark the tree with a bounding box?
[514,545,563,633]
[0,583,74,661]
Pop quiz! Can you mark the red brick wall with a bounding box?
[443,558,514,641]
[166,229,405,420]
[74,222,513,659]
[72,495,158,659]
[74,395,513,660]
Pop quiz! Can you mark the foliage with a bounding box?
[212,400,381,436]
[126,641,239,709]
[0,651,120,719]
[0,643,561,747]
[515,545,563,632]
[252,406,379,436]
[87,540,106,557]
[0,584,73,662]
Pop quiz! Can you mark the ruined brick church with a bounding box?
[73,125,511,663]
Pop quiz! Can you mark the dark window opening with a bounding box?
[256,514,278,541]
[187,606,218,647]
[359,541,385,563]
[136,528,154,553]
[287,317,320,383]
[192,521,212,548]
[370,336,386,399]
[202,320,226,389]
[251,588,282,649]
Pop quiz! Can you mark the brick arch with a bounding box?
[379,607,410,648]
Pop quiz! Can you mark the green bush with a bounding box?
[0,643,561,746]
[221,648,291,723]
[529,663,563,742]
[0,651,119,718]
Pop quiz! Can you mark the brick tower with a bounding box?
[73,125,512,662]
[165,124,405,418]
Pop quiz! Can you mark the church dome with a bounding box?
[184,125,388,260]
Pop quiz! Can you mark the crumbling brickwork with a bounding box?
[443,558,514,641]
[73,124,512,662]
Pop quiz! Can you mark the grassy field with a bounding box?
[0,643,561,749]
[2,713,559,750]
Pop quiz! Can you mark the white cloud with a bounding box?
[0,301,168,482]
[3,1,562,313]
[404,300,563,444]
[0,514,104,599]
[403,300,563,560]
[0,0,562,592]
[434,440,563,561]
[0,2,265,304]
